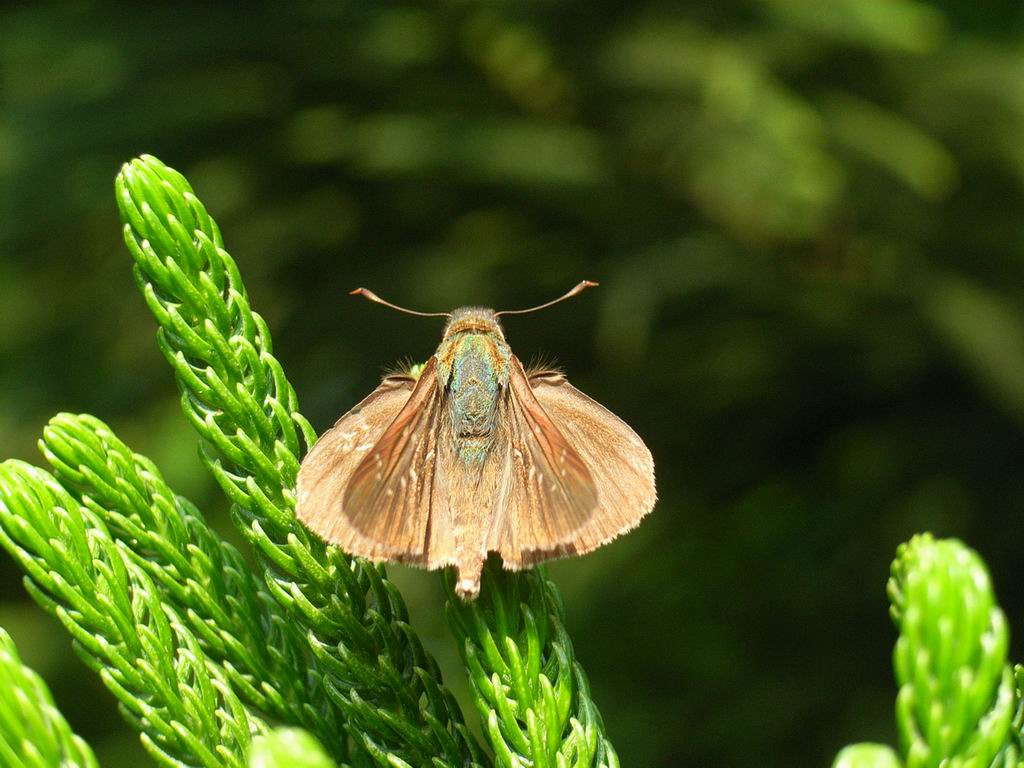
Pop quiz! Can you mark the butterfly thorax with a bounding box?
[436,308,511,463]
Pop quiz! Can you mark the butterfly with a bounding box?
[296,281,656,599]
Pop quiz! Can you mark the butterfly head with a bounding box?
[443,307,505,341]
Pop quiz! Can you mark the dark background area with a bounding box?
[3,2,1024,766]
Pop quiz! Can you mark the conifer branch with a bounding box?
[888,534,1014,767]
[0,461,264,767]
[833,534,1020,767]
[39,412,344,756]
[446,562,619,768]
[0,626,99,768]
[115,155,482,767]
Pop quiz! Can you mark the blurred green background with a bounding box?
[3,1,1024,765]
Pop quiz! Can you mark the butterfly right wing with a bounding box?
[522,369,655,557]
[491,360,655,567]
[296,358,441,562]
[489,357,599,565]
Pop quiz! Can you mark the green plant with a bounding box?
[0,155,618,766]
[248,729,336,768]
[833,534,1024,768]
[446,562,617,768]
[40,413,335,750]
[0,627,97,768]
[0,462,263,767]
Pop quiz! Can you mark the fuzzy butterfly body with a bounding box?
[296,288,656,599]
[438,310,511,464]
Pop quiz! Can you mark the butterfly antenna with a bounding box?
[496,280,599,316]
[349,288,451,318]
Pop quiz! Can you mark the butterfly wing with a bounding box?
[339,356,444,563]
[490,357,599,564]
[492,361,656,566]
[296,358,442,563]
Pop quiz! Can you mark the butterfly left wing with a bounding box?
[296,371,417,544]
[297,358,443,564]
[340,356,445,563]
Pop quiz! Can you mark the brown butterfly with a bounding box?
[296,281,656,599]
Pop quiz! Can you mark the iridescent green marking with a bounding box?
[437,309,511,464]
